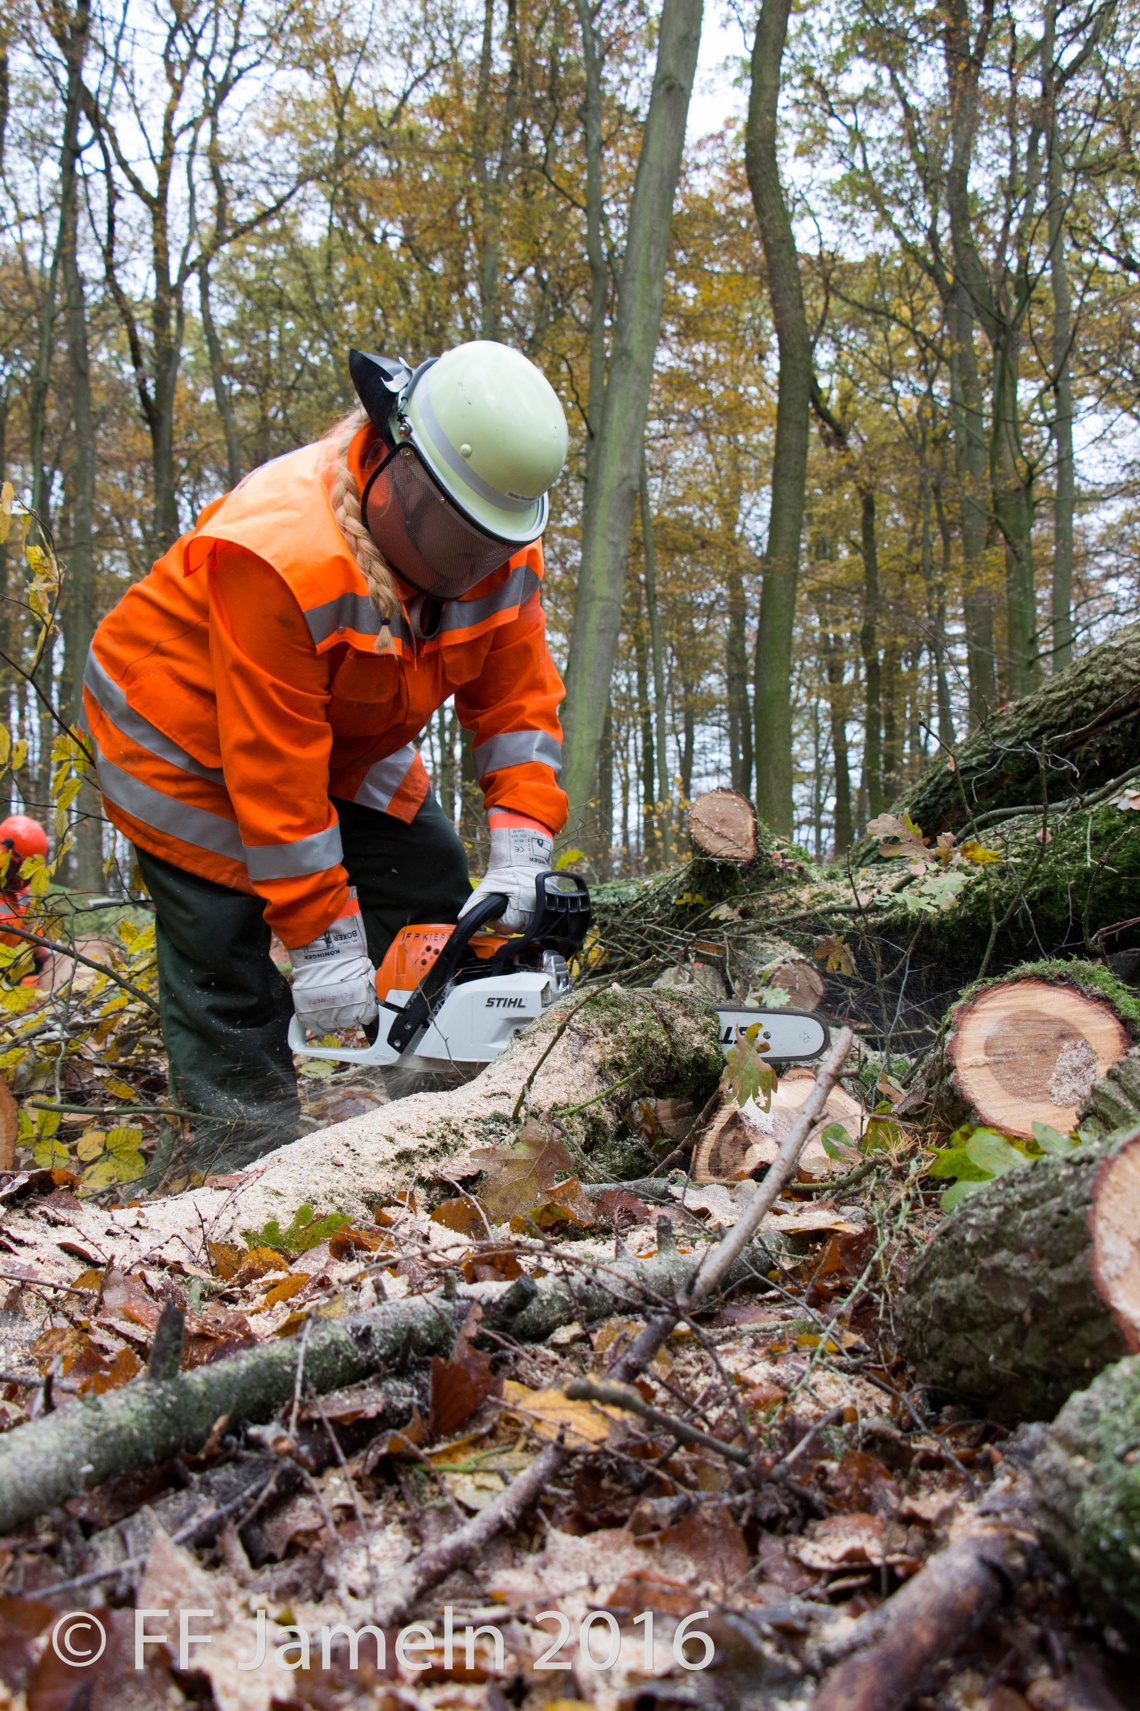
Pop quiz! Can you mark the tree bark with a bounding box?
[727,554,753,798]
[641,459,672,849]
[746,0,810,837]
[857,487,883,821]
[1046,52,1075,674]
[1032,1352,1140,1643]
[899,1128,1140,1423]
[560,0,702,845]
[881,620,1140,835]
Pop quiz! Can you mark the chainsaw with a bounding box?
[287,870,830,1073]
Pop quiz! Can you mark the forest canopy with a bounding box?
[1,0,1138,878]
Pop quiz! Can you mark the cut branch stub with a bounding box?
[947,978,1129,1138]
[692,1072,864,1183]
[687,789,758,861]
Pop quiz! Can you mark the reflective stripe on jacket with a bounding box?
[84,427,567,945]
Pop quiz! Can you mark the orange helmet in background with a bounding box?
[0,815,48,886]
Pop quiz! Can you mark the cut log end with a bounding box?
[947,978,1130,1138]
[692,1071,864,1184]
[1089,1133,1140,1354]
[687,789,758,861]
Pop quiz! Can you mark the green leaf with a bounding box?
[820,1121,854,1160]
[964,1129,1030,1178]
[941,1178,988,1211]
[105,1125,144,1159]
[554,847,585,870]
[1031,1120,1077,1155]
[31,1137,71,1169]
[928,1142,990,1182]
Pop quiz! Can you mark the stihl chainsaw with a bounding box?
[287,871,830,1073]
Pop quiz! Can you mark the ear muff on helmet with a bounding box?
[348,350,415,445]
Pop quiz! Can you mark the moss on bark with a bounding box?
[1033,1354,1140,1642]
[899,1135,1130,1422]
[1080,1047,1140,1139]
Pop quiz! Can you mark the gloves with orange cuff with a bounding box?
[290,902,378,1032]
[459,812,553,933]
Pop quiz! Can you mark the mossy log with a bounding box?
[0,1233,779,1537]
[899,1127,1140,1422]
[878,622,1140,839]
[1032,1354,1140,1643]
[1079,1045,1140,1138]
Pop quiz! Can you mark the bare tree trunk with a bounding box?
[1047,82,1075,673]
[948,287,998,727]
[472,0,520,342]
[746,0,810,837]
[858,487,883,820]
[881,638,902,801]
[560,0,702,845]
[727,553,753,798]
[199,260,241,490]
[640,459,671,849]
[930,475,957,751]
[634,601,656,867]
[990,327,1038,699]
[818,604,853,854]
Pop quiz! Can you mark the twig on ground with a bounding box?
[370,1436,571,1628]
[607,1028,855,1384]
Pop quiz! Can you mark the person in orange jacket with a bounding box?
[0,814,50,984]
[84,340,570,1170]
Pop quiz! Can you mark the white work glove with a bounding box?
[290,908,378,1032]
[459,818,553,933]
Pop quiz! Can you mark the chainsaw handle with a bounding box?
[385,890,508,1054]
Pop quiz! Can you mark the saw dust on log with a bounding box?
[692,1070,864,1183]
[900,1126,1140,1421]
[948,978,1129,1138]
[687,788,757,861]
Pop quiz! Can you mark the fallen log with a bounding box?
[811,1490,1037,1711]
[947,975,1131,1138]
[0,1227,787,1536]
[899,1126,1140,1422]
[1031,1352,1140,1643]
[1079,1043,1140,1138]
[874,621,1140,840]
[688,788,758,861]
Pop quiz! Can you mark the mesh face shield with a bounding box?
[361,444,518,601]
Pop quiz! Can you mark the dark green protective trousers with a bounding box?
[137,793,471,1176]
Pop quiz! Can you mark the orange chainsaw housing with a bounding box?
[374,922,508,1004]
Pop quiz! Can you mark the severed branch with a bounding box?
[607,1028,855,1384]
[811,1494,1037,1711]
[0,1228,788,1535]
[370,1437,571,1628]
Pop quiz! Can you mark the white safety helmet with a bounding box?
[349,340,568,600]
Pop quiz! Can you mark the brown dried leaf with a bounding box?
[471,1117,576,1223]
[462,1246,523,1283]
[431,1196,488,1236]
[206,1240,245,1281]
[428,1305,502,1440]
[512,1174,596,1231]
[0,1081,17,1172]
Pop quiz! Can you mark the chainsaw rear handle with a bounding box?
[385,871,591,1054]
[385,890,509,1053]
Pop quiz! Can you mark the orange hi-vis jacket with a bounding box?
[83,426,567,947]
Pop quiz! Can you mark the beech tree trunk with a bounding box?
[899,1128,1140,1422]
[559,0,702,847]
[747,0,811,838]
